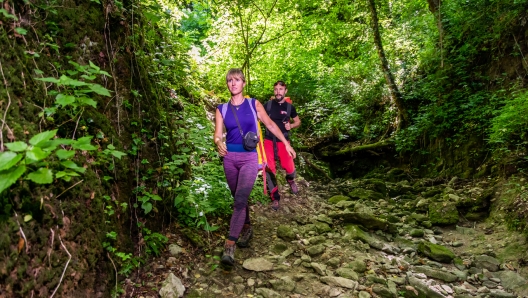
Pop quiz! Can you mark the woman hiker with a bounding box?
[214,68,296,266]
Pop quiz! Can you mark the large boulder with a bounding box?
[428,202,459,225]
[329,210,397,233]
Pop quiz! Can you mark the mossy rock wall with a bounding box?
[0,1,180,296]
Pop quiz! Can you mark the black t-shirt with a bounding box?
[264,100,298,141]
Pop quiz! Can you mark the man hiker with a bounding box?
[263,80,301,210]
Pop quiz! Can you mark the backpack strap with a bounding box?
[266,100,272,116]
[286,102,292,120]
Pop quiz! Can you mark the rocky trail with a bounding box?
[126,173,528,298]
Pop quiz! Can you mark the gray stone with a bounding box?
[311,262,327,275]
[347,259,367,273]
[492,270,527,290]
[407,275,446,298]
[473,255,500,272]
[320,276,358,289]
[413,266,458,282]
[159,273,185,298]
[168,244,183,256]
[489,289,516,298]
[242,257,274,271]
[372,284,394,298]
[358,291,372,298]
[255,287,282,298]
[269,276,296,291]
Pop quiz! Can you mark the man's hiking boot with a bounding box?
[287,179,299,194]
[271,200,280,211]
[221,242,236,266]
[237,226,253,248]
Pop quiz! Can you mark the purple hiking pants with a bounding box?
[223,151,258,242]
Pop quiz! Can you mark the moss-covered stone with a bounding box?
[428,202,459,225]
[277,225,296,241]
[348,188,385,201]
[417,242,455,263]
[328,195,351,204]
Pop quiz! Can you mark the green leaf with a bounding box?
[89,84,111,97]
[24,214,32,222]
[29,130,58,146]
[27,168,53,184]
[15,27,27,35]
[0,165,26,194]
[56,149,76,159]
[35,77,60,83]
[26,146,51,163]
[150,194,162,201]
[57,75,86,86]
[5,142,28,152]
[72,136,97,151]
[89,60,100,72]
[56,94,76,107]
[111,150,127,159]
[77,97,97,108]
[34,69,44,75]
[61,160,86,173]
[0,9,18,20]
[81,74,96,81]
[142,201,153,214]
[0,152,23,171]
[55,171,80,181]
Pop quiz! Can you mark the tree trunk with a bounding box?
[427,0,444,68]
[367,0,408,129]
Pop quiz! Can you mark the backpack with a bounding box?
[265,99,292,120]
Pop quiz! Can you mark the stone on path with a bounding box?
[320,276,358,289]
[242,257,274,271]
[276,225,296,241]
[407,275,446,298]
[473,255,500,272]
[493,270,527,291]
[159,273,185,298]
[255,287,282,298]
[417,241,455,263]
[168,244,183,256]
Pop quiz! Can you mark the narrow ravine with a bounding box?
[129,173,528,298]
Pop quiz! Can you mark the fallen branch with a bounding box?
[107,252,118,295]
[49,226,71,298]
[54,179,84,200]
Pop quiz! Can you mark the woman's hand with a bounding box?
[216,139,227,157]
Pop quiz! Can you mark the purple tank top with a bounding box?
[218,99,258,146]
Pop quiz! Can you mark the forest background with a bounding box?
[0,0,527,296]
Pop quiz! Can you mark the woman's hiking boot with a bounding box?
[237,225,253,248]
[221,242,236,266]
[287,179,298,194]
[271,200,280,211]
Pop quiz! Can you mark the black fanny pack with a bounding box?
[243,131,259,151]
